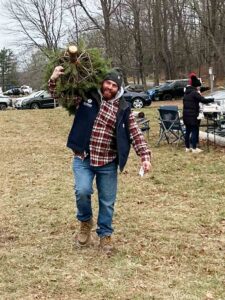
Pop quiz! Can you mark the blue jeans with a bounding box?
[185,125,199,149]
[72,157,118,237]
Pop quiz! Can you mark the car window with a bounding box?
[173,81,188,88]
[173,81,180,88]
[160,82,171,88]
[42,91,50,98]
[31,91,43,97]
[29,92,37,97]
[178,81,188,88]
[168,82,175,88]
[172,82,179,88]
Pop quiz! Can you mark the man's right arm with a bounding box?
[48,65,83,108]
[48,78,57,98]
[48,66,64,98]
[50,66,65,81]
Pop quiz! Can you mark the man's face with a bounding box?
[102,80,119,100]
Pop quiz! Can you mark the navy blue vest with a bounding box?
[67,90,132,171]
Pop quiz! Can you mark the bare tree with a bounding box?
[3,0,66,55]
[110,4,134,84]
[190,0,225,74]
[18,50,48,89]
[3,0,225,83]
[127,0,145,84]
[72,0,121,58]
[149,0,160,85]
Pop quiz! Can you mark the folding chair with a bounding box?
[157,105,185,145]
[135,112,150,140]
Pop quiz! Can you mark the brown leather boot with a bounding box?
[99,236,114,256]
[77,219,93,246]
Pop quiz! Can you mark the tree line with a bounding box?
[2,0,225,89]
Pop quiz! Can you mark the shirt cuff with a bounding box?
[141,154,151,163]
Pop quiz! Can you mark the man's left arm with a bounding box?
[129,112,152,173]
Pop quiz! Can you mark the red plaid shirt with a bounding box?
[90,99,119,166]
[48,79,57,97]
[90,98,151,166]
[48,79,151,166]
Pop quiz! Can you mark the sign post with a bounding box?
[209,67,214,94]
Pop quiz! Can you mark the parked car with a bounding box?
[123,89,152,108]
[154,79,189,100]
[4,85,32,96]
[14,91,39,108]
[14,90,57,109]
[0,95,12,110]
[147,81,172,100]
[20,85,32,94]
[4,87,24,96]
[125,84,145,93]
[149,79,209,101]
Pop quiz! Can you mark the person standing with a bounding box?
[183,73,214,153]
[49,67,152,255]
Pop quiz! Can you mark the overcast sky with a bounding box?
[0,0,99,53]
[0,3,21,52]
[0,15,14,50]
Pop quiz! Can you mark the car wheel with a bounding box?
[163,93,173,101]
[30,102,40,109]
[132,98,144,109]
[0,103,7,110]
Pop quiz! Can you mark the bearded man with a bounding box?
[49,67,152,255]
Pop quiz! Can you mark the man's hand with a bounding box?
[142,161,151,173]
[50,66,64,81]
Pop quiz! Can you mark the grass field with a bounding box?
[0,103,224,300]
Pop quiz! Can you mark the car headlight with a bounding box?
[16,100,23,106]
[21,100,29,106]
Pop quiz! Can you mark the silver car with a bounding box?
[14,91,43,109]
[0,95,12,110]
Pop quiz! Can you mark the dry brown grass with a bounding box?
[0,104,225,300]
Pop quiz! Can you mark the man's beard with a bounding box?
[102,87,118,100]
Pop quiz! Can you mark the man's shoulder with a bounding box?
[86,88,101,103]
[119,96,131,110]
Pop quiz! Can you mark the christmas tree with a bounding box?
[46,44,110,114]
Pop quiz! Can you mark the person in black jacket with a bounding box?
[183,73,214,153]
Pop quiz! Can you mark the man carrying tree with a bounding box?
[49,61,152,256]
